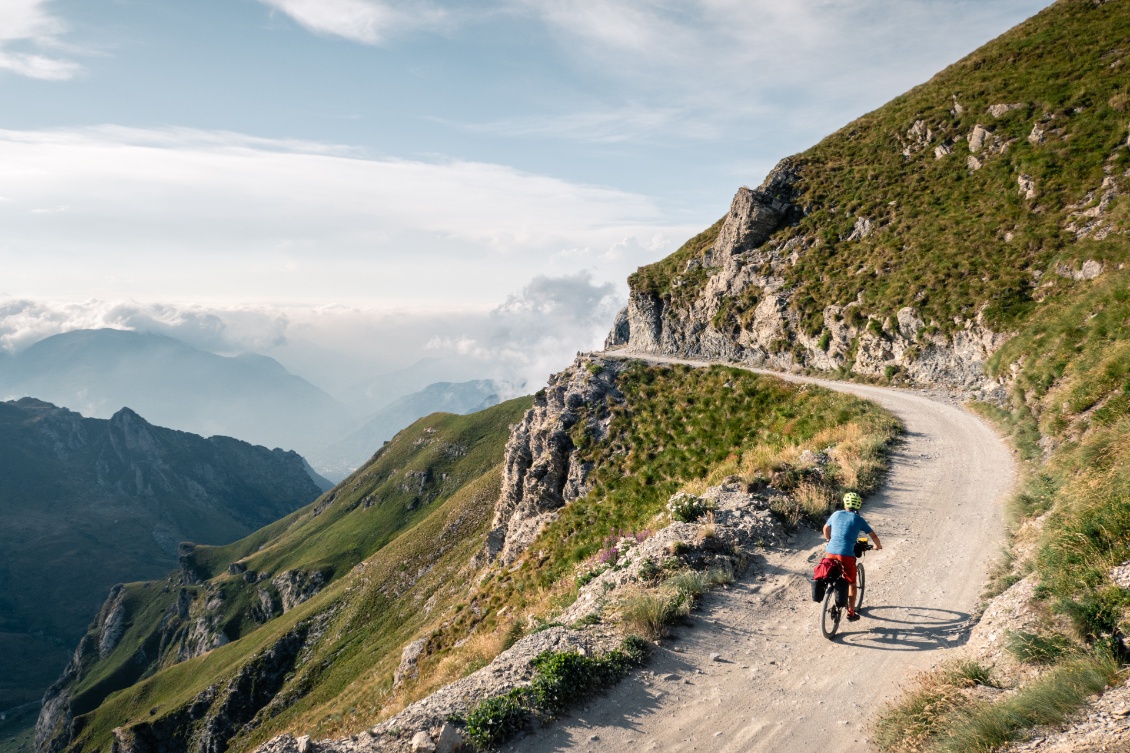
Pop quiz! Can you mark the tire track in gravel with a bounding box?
[503,355,1015,753]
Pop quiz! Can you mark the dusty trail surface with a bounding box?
[504,356,1015,753]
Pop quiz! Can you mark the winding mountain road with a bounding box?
[504,355,1015,753]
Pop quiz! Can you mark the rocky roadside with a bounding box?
[897,557,1130,753]
[1001,677,1130,753]
[251,482,787,753]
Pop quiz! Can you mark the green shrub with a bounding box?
[528,652,596,715]
[667,494,715,523]
[1005,630,1075,665]
[465,638,650,749]
[637,557,661,582]
[464,689,528,750]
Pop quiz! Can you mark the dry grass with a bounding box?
[873,661,997,753]
[375,575,581,725]
[794,481,836,517]
[696,512,717,542]
[680,420,895,502]
[619,589,688,640]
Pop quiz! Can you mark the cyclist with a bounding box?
[823,492,882,622]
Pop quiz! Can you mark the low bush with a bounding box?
[620,591,687,640]
[463,637,650,750]
[464,689,528,750]
[1005,630,1075,665]
[667,494,715,523]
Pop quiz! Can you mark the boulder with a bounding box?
[409,731,435,753]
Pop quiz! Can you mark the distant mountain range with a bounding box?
[309,379,503,480]
[0,329,353,464]
[0,330,508,481]
[0,398,327,712]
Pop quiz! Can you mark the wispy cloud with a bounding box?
[443,103,725,144]
[0,0,80,80]
[454,0,1049,146]
[0,299,289,355]
[0,126,689,306]
[258,0,449,44]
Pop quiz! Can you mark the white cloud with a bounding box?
[0,273,625,403]
[424,271,623,391]
[0,126,692,307]
[444,103,725,144]
[0,299,289,355]
[0,0,79,80]
[456,0,1051,144]
[259,0,448,44]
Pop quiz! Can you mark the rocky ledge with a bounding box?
[605,160,1010,401]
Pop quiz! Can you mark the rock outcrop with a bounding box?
[607,161,1010,399]
[486,356,624,565]
[108,619,327,753]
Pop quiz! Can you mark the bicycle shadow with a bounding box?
[833,605,972,651]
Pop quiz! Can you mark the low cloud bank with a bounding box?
[0,271,625,407]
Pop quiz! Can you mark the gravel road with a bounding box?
[503,358,1016,753]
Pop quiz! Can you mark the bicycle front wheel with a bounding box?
[856,562,866,610]
[820,585,841,639]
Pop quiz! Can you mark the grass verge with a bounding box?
[463,636,650,750]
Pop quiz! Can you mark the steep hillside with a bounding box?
[605,0,1130,749]
[0,399,324,714]
[0,330,353,466]
[38,359,899,753]
[310,380,502,481]
[609,0,1130,398]
[36,397,533,753]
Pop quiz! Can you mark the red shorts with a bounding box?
[826,554,857,584]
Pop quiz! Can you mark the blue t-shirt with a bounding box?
[825,509,873,557]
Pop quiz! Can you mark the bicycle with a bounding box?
[819,536,872,639]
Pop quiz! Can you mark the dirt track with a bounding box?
[503,358,1015,753]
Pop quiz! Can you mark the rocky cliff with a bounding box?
[607,160,1010,399]
[485,358,624,565]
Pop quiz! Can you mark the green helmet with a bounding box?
[843,492,863,511]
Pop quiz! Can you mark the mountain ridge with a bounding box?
[0,329,353,465]
[0,397,326,717]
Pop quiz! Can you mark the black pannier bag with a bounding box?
[811,578,827,602]
[833,578,850,607]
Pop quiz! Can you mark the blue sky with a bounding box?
[0,0,1053,394]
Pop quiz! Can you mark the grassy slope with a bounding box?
[873,270,1130,752]
[634,0,1130,338]
[622,2,1130,748]
[64,397,532,753]
[66,362,900,753]
[407,362,899,691]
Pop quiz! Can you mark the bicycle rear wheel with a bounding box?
[856,562,866,610]
[820,584,841,639]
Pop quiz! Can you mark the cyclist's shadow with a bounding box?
[833,605,971,650]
